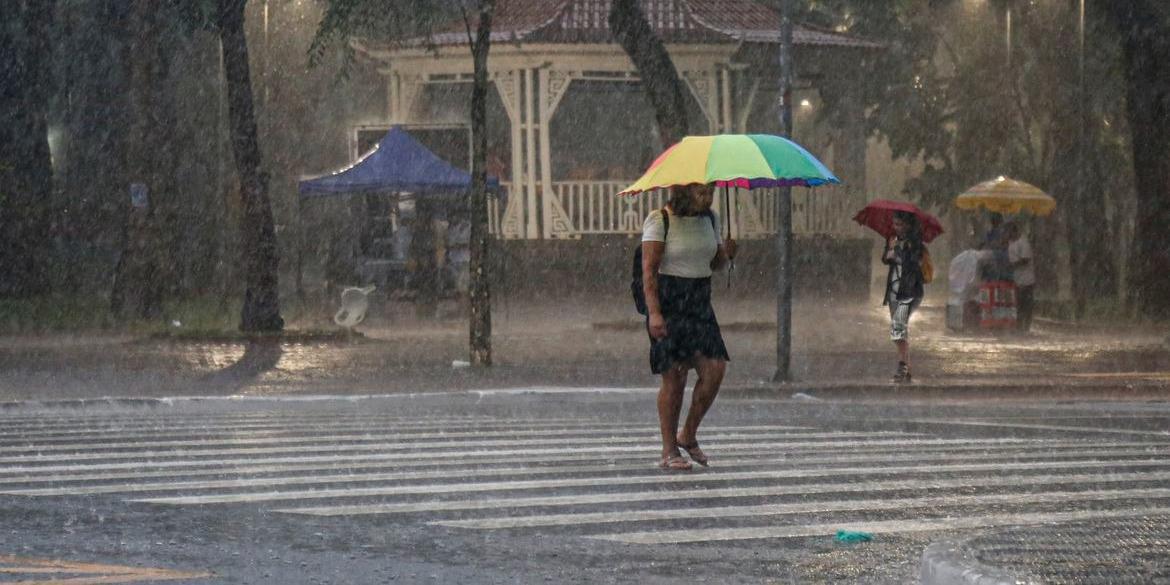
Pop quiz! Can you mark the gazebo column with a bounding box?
[735,77,760,133]
[719,67,733,133]
[524,68,539,239]
[538,69,576,239]
[387,71,423,124]
[494,70,526,239]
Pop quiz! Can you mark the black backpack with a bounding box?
[631,208,714,315]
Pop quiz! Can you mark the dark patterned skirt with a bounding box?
[647,275,730,374]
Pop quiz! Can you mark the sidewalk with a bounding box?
[921,514,1170,584]
[0,294,1165,402]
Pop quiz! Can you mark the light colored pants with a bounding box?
[888,297,921,341]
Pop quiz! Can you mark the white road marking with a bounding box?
[435,487,1170,529]
[0,417,633,437]
[0,427,854,455]
[590,507,1170,544]
[904,418,1170,437]
[0,423,809,443]
[0,435,1019,465]
[0,436,1082,477]
[8,446,1167,496]
[0,441,1133,486]
[281,469,1170,516]
[134,457,1170,506]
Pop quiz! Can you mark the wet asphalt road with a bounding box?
[2,390,1170,584]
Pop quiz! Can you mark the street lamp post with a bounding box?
[773,0,794,382]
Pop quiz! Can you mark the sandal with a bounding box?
[659,454,693,471]
[893,361,912,384]
[676,438,709,467]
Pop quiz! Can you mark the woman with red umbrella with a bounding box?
[882,211,927,383]
[854,200,940,383]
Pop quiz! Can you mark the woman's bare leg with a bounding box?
[895,339,909,367]
[679,355,726,446]
[657,366,688,459]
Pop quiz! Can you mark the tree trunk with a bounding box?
[1072,122,1118,310]
[112,0,169,319]
[0,0,56,298]
[609,0,690,145]
[219,0,283,332]
[468,0,495,366]
[1102,1,1170,319]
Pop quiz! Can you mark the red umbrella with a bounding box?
[852,199,944,243]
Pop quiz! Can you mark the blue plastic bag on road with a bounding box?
[835,530,873,543]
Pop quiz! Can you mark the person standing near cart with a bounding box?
[1006,221,1036,332]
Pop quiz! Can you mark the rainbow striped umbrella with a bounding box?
[618,134,839,195]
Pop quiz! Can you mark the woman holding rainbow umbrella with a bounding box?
[622,134,838,471]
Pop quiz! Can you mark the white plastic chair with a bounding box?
[334,285,376,329]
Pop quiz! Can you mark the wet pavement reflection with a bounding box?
[0,296,1165,400]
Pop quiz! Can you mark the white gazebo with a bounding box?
[355,0,881,242]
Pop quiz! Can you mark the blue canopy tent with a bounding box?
[297,126,499,298]
[298,126,499,198]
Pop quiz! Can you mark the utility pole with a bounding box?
[1075,0,1086,319]
[773,0,794,383]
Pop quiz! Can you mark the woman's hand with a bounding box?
[648,312,668,340]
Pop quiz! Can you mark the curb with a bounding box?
[721,379,1170,400]
[919,539,1033,585]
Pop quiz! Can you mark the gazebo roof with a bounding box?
[418,0,882,48]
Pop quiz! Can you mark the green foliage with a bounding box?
[0,296,117,333]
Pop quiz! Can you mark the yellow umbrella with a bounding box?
[955,176,1057,216]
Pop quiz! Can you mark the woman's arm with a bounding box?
[881,237,897,265]
[710,239,737,271]
[643,241,667,339]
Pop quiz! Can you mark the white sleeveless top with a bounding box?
[641,209,722,278]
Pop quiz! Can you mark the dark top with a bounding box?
[882,238,925,305]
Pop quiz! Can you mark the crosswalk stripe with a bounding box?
[0,441,1138,486]
[0,418,645,438]
[8,446,1168,497]
[0,438,1053,477]
[0,428,867,455]
[0,424,814,445]
[434,487,1170,529]
[0,442,1155,489]
[905,418,1170,437]
[132,458,1170,506]
[0,436,1028,466]
[0,413,498,427]
[590,507,1170,544]
[280,469,1170,516]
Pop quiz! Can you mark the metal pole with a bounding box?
[1075,0,1086,319]
[773,0,794,383]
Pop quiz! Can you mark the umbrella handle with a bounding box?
[724,186,734,289]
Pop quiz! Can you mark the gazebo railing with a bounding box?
[555,181,667,235]
[490,181,857,238]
